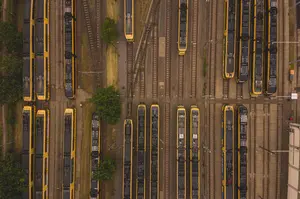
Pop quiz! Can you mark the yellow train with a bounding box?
[124,0,134,41]
[123,119,133,199]
[177,106,186,199]
[22,106,36,199]
[150,104,160,199]
[35,0,50,100]
[178,0,188,55]
[63,108,76,199]
[23,0,35,102]
[190,106,200,199]
[136,104,146,198]
[221,105,234,199]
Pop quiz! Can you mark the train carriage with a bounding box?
[23,0,35,102]
[178,0,188,55]
[237,0,250,82]
[35,0,50,101]
[177,106,186,199]
[124,0,134,41]
[123,119,133,199]
[221,105,234,199]
[22,106,36,199]
[265,0,277,95]
[190,106,200,199]
[223,0,236,79]
[251,0,264,96]
[63,108,76,199]
[64,0,76,98]
[150,104,160,199]
[236,105,248,199]
[136,105,146,199]
[90,113,101,199]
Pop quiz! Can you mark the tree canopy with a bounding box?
[93,156,116,181]
[100,17,118,45]
[0,153,26,199]
[89,86,121,124]
[0,22,22,54]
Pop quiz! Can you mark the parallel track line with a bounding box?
[178,56,184,99]
[152,13,158,100]
[191,0,198,98]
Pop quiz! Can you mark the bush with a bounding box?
[93,156,116,181]
[0,22,22,54]
[100,17,118,45]
[89,86,121,124]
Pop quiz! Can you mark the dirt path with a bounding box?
[1,0,8,157]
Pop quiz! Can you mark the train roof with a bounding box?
[22,111,30,151]
[36,0,44,20]
[178,157,185,198]
[35,22,44,54]
[35,157,43,189]
[63,156,72,186]
[23,0,31,22]
[35,116,44,155]
[64,115,72,154]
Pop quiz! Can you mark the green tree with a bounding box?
[0,22,22,54]
[0,55,22,75]
[0,73,23,105]
[100,17,118,45]
[89,86,121,124]
[0,153,26,199]
[93,156,116,181]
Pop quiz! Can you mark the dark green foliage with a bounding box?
[93,156,116,181]
[0,55,22,76]
[0,153,26,199]
[100,17,118,45]
[0,22,22,54]
[89,86,121,124]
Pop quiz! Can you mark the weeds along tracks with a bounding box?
[178,56,184,99]
[191,0,198,98]
[127,43,133,116]
[209,0,217,98]
[223,79,229,99]
[152,13,158,100]
[81,0,96,68]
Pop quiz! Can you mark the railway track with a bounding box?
[223,79,229,99]
[178,56,184,99]
[209,104,215,199]
[249,98,255,199]
[96,0,101,49]
[127,43,133,117]
[276,104,283,199]
[209,0,217,98]
[263,102,270,199]
[81,0,96,68]
[191,0,198,98]
[152,13,158,100]
[139,58,145,99]
[236,83,243,99]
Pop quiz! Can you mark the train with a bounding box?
[22,106,35,199]
[63,108,76,199]
[150,104,160,199]
[223,0,236,79]
[136,105,146,199]
[237,0,250,83]
[177,106,186,199]
[35,110,49,199]
[23,0,35,102]
[64,0,76,99]
[236,105,248,199]
[250,0,264,96]
[264,0,277,95]
[221,105,234,199]
[123,119,133,199]
[35,0,50,100]
[190,106,200,199]
[90,113,101,199]
[178,0,188,55]
[124,0,134,41]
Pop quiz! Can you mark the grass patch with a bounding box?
[13,101,22,153]
[106,46,118,87]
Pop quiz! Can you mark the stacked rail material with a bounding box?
[222,105,234,199]
[177,106,186,199]
[124,0,134,41]
[63,109,76,199]
[23,0,35,101]
[265,0,277,94]
[123,119,133,199]
[22,106,35,199]
[251,0,264,96]
[150,105,160,199]
[190,106,200,199]
[178,0,188,55]
[236,105,248,199]
[35,110,49,199]
[90,114,101,199]
[223,0,236,78]
[137,105,146,199]
[35,0,49,100]
[64,0,76,98]
[237,0,250,82]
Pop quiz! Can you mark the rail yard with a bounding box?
[20,0,297,198]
